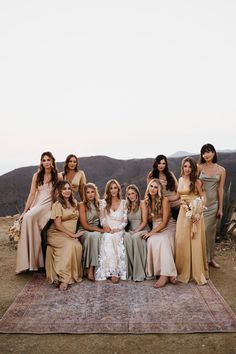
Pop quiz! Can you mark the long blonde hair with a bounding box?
[82,183,100,212]
[126,184,140,213]
[144,179,163,219]
[104,179,122,213]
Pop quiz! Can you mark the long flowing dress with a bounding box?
[199,170,220,262]
[175,187,209,285]
[16,183,53,274]
[124,207,149,281]
[46,201,83,284]
[146,216,177,278]
[79,202,101,270]
[95,199,127,280]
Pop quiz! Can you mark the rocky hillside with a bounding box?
[0,153,235,216]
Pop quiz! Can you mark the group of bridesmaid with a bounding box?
[15,143,226,291]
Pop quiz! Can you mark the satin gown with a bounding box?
[199,171,220,262]
[79,202,101,270]
[124,206,149,281]
[16,183,53,274]
[46,201,83,285]
[95,200,127,280]
[175,186,209,285]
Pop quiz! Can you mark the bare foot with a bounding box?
[170,276,178,285]
[154,275,169,288]
[87,265,95,281]
[209,259,220,268]
[111,276,120,284]
[59,282,68,291]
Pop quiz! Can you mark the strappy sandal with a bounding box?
[53,279,60,288]
[59,282,68,291]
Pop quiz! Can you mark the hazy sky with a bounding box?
[0,0,235,175]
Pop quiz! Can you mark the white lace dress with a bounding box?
[95,199,127,280]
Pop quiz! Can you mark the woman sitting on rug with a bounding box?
[142,179,177,288]
[95,179,127,283]
[16,152,62,274]
[78,183,111,281]
[46,180,85,291]
[124,184,149,282]
[59,154,86,200]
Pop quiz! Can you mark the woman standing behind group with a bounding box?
[143,179,177,288]
[198,144,226,268]
[175,157,209,285]
[16,152,62,274]
[79,183,110,281]
[46,180,85,291]
[60,154,86,200]
[124,184,149,282]
[147,155,180,220]
[95,179,127,283]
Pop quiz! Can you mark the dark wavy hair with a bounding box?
[150,155,175,191]
[36,152,58,187]
[181,157,198,193]
[53,180,77,209]
[199,143,217,164]
[63,154,78,174]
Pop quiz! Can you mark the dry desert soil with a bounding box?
[0,216,236,354]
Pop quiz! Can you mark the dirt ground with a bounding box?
[0,216,236,354]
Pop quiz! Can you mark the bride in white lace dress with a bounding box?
[95,179,127,283]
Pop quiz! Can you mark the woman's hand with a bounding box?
[102,226,111,233]
[142,232,152,240]
[74,230,86,238]
[217,208,223,219]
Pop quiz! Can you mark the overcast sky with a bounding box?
[0,0,235,175]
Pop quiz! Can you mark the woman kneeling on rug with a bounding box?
[46,180,85,291]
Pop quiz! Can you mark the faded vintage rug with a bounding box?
[0,274,236,334]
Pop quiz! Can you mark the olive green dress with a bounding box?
[199,171,220,262]
[46,201,83,284]
[124,207,149,282]
[79,203,101,270]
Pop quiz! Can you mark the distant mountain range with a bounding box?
[0,152,235,216]
[169,149,236,158]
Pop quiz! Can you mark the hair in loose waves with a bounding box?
[150,154,175,191]
[63,154,79,175]
[181,157,198,193]
[36,151,58,187]
[126,184,141,213]
[53,180,77,209]
[144,178,163,219]
[82,183,100,212]
[199,143,218,164]
[104,179,122,213]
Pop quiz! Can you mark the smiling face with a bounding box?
[109,182,119,197]
[127,188,137,202]
[67,156,77,171]
[61,183,72,199]
[85,187,96,202]
[182,161,192,176]
[149,180,159,196]
[202,150,215,163]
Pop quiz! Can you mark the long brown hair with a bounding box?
[181,157,198,193]
[126,184,140,213]
[104,179,122,213]
[144,179,163,219]
[63,154,78,174]
[36,151,58,187]
[53,180,77,209]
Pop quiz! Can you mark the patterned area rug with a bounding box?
[1,274,236,334]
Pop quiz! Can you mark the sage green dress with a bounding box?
[199,171,220,262]
[124,207,149,282]
[79,203,101,270]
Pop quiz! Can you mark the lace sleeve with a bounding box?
[120,200,128,229]
[99,199,107,227]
